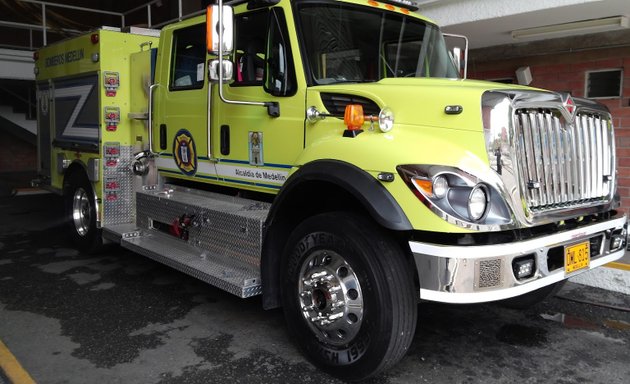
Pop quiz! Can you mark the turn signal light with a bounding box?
[206,6,214,51]
[90,33,99,44]
[412,178,433,196]
[344,104,365,130]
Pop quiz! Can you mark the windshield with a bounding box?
[297,2,460,85]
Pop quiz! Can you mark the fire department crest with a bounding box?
[173,129,197,176]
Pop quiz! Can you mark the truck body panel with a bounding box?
[33,0,627,379]
[36,29,160,229]
[33,0,626,311]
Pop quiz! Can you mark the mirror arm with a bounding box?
[215,0,280,118]
[443,32,469,79]
[265,102,280,117]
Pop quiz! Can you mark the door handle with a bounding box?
[220,125,230,155]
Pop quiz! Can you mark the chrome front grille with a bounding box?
[514,109,614,211]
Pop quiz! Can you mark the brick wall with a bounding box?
[0,130,36,172]
[469,46,630,214]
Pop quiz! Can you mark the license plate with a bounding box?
[565,240,590,274]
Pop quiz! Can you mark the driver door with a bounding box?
[211,6,304,192]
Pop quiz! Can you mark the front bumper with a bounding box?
[411,214,627,304]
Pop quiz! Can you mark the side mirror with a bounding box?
[208,59,233,82]
[206,5,234,54]
[263,8,295,97]
[449,47,461,75]
[209,1,280,117]
[443,33,468,79]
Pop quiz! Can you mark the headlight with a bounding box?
[433,175,448,199]
[468,185,488,221]
[378,107,394,132]
[397,164,512,231]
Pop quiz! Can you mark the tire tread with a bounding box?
[281,211,416,381]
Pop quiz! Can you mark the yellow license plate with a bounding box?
[565,241,590,274]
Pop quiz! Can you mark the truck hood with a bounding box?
[310,78,540,132]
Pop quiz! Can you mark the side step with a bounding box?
[136,185,270,267]
[102,223,141,243]
[121,230,262,298]
[103,184,271,298]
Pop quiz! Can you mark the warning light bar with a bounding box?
[373,0,419,11]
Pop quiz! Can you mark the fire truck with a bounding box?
[34,0,627,380]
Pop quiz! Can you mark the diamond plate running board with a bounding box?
[121,230,262,298]
[102,223,142,244]
[136,185,270,268]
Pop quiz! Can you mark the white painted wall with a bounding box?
[416,0,630,48]
[418,0,602,26]
[0,49,34,81]
[569,266,630,295]
[0,106,36,135]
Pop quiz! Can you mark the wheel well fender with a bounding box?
[62,161,89,193]
[261,159,412,309]
[62,161,101,227]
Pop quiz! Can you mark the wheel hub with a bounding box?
[72,187,91,237]
[298,250,363,346]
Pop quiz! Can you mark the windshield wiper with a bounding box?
[317,78,376,85]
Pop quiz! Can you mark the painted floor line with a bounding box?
[0,339,36,384]
[605,262,630,271]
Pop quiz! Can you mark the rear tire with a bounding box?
[281,212,417,381]
[64,172,102,253]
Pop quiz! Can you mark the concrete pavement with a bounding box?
[0,194,629,383]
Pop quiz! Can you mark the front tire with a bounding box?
[500,281,566,309]
[281,212,416,381]
[64,172,102,253]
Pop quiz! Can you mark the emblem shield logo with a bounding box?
[173,129,197,176]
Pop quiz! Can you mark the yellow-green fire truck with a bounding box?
[34,0,627,380]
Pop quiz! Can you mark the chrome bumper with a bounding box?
[410,215,627,304]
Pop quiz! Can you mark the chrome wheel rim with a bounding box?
[72,187,91,236]
[298,250,364,346]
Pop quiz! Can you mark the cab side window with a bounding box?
[170,23,206,91]
[233,10,268,86]
[264,8,296,97]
